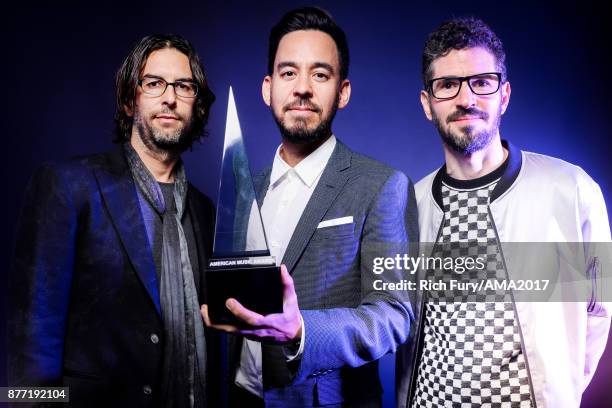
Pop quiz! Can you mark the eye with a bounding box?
[175,81,193,91]
[434,78,459,92]
[313,72,329,82]
[143,79,164,89]
[441,79,459,89]
[280,70,296,79]
[469,74,500,92]
[471,78,491,88]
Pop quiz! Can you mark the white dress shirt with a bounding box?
[235,135,337,397]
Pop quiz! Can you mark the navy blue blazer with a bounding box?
[8,148,221,407]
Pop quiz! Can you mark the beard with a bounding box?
[134,107,195,153]
[272,95,338,145]
[432,104,502,155]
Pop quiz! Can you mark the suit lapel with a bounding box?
[94,149,161,316]
[259,142,353,390]
[282,141,352,273]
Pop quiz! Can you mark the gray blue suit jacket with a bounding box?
[229,140,418,407]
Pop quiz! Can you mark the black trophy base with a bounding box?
[206,260,283,326]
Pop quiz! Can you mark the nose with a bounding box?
[455,80,476,109]
[161,83,177,106]
[293,74,313,98]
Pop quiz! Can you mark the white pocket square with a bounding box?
[317,216,354,229]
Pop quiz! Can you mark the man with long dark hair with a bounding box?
[9,34,221,407]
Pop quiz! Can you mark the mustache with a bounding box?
[150,107,183,120]
[283,98,321,113]
[446,107,489,123]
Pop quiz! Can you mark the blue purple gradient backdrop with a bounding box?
[3,1,611,406]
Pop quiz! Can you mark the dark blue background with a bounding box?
[3,2,611,406]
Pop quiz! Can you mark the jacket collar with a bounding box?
[431,139,522,207]
[490,140,522,202]
[269,135,337,188]
[254,139,352,273]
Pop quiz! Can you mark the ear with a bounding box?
[337,79,351,109]
[500,81,511,115]
[420,90,433,121]
[124,103,134,117]
[262,76,271,107]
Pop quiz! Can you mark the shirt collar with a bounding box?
[269,135,337,188]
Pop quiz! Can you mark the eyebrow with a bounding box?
[276,61,336,75]
[141,73,195,82]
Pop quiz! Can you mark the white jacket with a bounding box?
[396,141,611,408]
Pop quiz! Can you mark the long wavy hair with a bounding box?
[113,34,215,146]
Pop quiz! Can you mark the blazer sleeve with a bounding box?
[8,163,77,386]
[294,170,417,383]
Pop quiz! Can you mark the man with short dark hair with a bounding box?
[203,6,417,407]
[397,18,611,407]
[9,34,220,407]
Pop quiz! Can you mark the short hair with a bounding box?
[422,17,507,89]
[113,34,215,145]
[268,6,350,81]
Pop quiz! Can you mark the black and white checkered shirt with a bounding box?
[412,162,533,407]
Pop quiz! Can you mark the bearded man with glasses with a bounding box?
[8,34,221,407]
[396,17,611,408]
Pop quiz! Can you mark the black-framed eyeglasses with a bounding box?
[138,76,199,98]
[428,72,502,100]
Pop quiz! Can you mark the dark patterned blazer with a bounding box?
[228,140,418,407]
[8,147,221,407]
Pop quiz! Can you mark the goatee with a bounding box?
[273,96,338,145]
[433,105,501,155]
[134,108,195,153]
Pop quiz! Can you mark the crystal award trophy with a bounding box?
[206,87,282,325]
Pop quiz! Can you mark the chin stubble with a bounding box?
[432,104,502,155]
[272,95,339,145]
[134,109,194,153]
